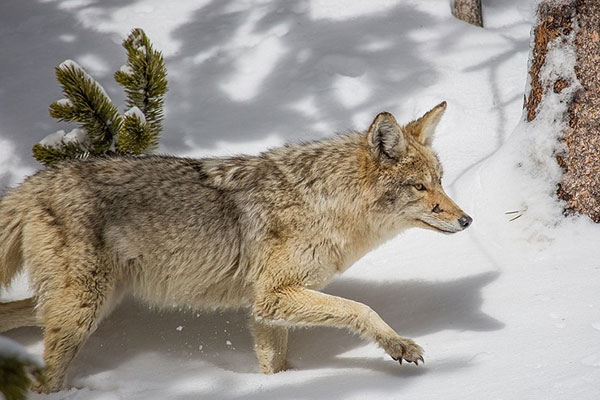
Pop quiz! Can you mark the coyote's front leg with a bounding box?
[253,286,423,366]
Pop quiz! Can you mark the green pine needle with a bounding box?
[0,357,44,400]
[34,28,167,165]
[117,109,157,154]
[51,61,122,153]
[114,28,168,143]
[32,141,90,165]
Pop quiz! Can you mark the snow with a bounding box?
[1,0,600,399]
[64,128,87,144]
[38,128,88,147]
[119,64,134,75]
[58,59,112,101]
[58,59,80,71]
[77,53,112,78]
[124,106,147,124]
[38,130,66,147]
[454,22,582,245]
[55,98,72,106]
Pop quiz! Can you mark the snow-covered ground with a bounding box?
[1,0,599,398]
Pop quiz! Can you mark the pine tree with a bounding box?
[115,28,167,153]
[33,28,168,165]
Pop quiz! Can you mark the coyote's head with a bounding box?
[364,102,472,234]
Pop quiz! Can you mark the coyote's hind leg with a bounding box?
[32,278,115,393]
[249,318,288,374]
[22,205,120,392]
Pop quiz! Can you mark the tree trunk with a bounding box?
[451,0,483,27]
[524,0,600,222]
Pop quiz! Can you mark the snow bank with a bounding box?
[453,20,592,250]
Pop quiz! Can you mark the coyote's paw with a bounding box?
[384,337,424,365]
[31,378,64,394]
[31,381,53,394]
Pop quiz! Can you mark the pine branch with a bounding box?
[0,358,31,400]
[51,60,122,153]
[114,28,168,143]
[117,107,156,154]
[0,338,45,400]
[32,141,90,165]
[34,29,168,165]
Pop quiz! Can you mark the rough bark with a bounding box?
[451,0,483,27]
[525,0,600,222]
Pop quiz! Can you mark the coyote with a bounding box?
[0,102,471,392]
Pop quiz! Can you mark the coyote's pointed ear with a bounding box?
[367,112,406,160]
[404,101,447,147]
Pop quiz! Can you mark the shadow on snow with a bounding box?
[7,272,502,397]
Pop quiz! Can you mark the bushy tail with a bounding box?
[0,190,26,288]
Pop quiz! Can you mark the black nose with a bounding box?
[458,215,473,229]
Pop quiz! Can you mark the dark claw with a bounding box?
[418,356,425,364]
[391,356,398,361]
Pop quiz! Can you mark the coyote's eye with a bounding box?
[414,183,427,191]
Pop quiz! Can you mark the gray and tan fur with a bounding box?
[0,102,472,392]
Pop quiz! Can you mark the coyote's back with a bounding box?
[1,157,259,309]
